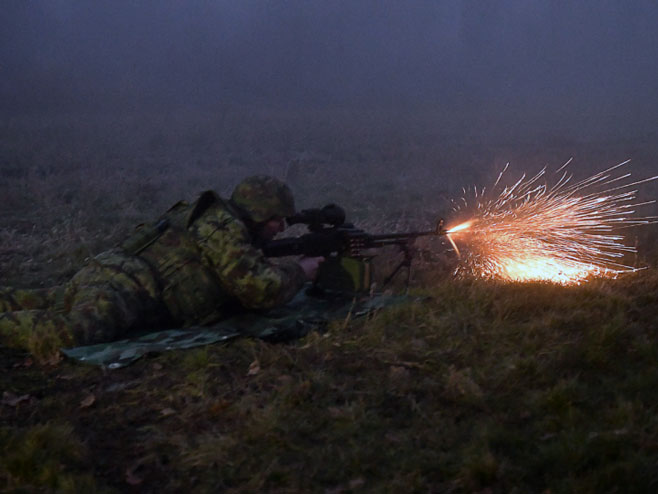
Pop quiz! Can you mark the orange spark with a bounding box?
[448,160,657,285]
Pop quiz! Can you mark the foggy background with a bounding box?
[2,0,658,283]
[2,0,658,213]
[3,1,658,137]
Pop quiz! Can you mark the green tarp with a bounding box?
[61,288,417,369]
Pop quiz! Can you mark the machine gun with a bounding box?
[263,204,447,290]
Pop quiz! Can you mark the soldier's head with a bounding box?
[230,175,295,241]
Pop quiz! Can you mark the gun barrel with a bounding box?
[368,230,437,241]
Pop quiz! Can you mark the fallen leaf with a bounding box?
[385,431,404,443]
[1,391,32,407]
[247,359,260,376]
[125,463,144,486]
[80,394,96,408]
[389,365,410,380]
[324,487,344,494]
[208,400,231,416]
[12,357,33,369]
[349,477,365,489]
[328,406,345,418]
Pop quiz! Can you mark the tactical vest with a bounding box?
[120,191,234,325]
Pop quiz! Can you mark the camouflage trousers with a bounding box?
[0,249,169,358]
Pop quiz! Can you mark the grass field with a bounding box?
[1,109,658,493]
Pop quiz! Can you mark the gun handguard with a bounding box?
[262,229,349,257]
[262,217,446,258]
[262,227,368,258]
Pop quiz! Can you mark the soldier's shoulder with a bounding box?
[187,190,232,221]
[190,191,250,235]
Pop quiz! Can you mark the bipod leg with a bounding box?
[382,245,413,290]
[383,260,408,289]
[405,260,413,293]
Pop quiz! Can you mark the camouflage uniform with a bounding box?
[0,178,306,357]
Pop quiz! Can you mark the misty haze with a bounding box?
[3,1,658,196]
[2,1,658,492]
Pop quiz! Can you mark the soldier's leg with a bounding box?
[0,287,69,358]
[61,249,167,345]
[63,280,161,345]
[0,276,157,358]
[0,286,56,312]
[0,309,76,359]
[0,250,167,357]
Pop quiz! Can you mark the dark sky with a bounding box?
[2,1,658,136]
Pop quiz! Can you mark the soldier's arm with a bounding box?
[191,208,306,309]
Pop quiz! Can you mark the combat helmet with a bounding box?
[230,175,296,223]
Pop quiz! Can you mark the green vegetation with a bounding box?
[2,110,658,492]
[0,422,110,493]
[3,275,657,493]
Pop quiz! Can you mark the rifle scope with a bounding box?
[286,204,346,229]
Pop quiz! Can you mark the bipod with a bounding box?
[382,243,414,292]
